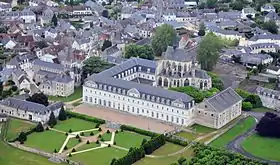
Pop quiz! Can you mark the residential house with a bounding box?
[254,86,280,110]
[241,8,256,19]
[44,28,58,39]
[261,4,275,13]
[264,11,280,26]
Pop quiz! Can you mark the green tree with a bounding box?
[58,106,67,121]
[82,56,114,78]
[207,72,224,90]
[70,0,74,6]
[262,20,278,34]
[178,157,187,165]
[51,14,58,27]
[231,0,246,11]
[35,122,44,132]
[206,0,217,8]
[48,112,57,127]
[198,22,206,36]
[151,24,176,56]
[18,132,27,143]
[242,101,253,111]
[26,93,49,106]
[124,44,154,60]
[197,32,223,71]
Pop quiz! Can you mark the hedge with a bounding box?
[66,111,105,124]
[142,134,166,154]
[165,136,188,146]
[120,125,159,137]
[112,147,145,165]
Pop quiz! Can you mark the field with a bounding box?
[114,131,150,148]
[54,118,97,132]
[190,124,216,134]
[48,87,82,102]
[251,107,275,112]
[6,118,35,141]
[25,130,66,152]
[242,134,280,161]
[76,142,100,151]
[101,132,112,141]
[175,131,198,141]
[71,147,127,165]
[67,138,80,149]
[210,117,256,148]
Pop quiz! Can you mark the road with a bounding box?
[226,112,280,165]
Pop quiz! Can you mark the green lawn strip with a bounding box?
[101,132,112,141]
[75,142,100,151]
[25,130,66,153]
[174,131,198,141]
[152,142,184,156]
[242,134,280,161]
[134,147,194,165]
[114,131,150,149]
[190,124,216,134]
[54,118,97,132]
[6,118,35,141]
[71,147,127,165]
[48,87,82,102]
[66,138,80,149]
[251,107,275,112]
[80,130,99,137]
[0,141,60,165]
[210,117,256,148]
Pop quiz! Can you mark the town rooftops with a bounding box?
[205,87,243,113]
[255,86,280,99]
[0,97,63,115]
[33,59,64,71]
[162,46,194,62]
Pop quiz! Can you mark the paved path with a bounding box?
[70,144,107,156]
[59,134,75,153]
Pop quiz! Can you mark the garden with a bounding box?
[48,87,82,102]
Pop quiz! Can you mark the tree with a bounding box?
[151,24,176,56]
[141,139,147,146]
[263,20,278,34]
[58,106,67,121]
[48,112,57,127]
[51,14,58,27]
[82,56,114,78]
[35,122,44,132]
[207,72,224,90]
[26,93,49,106]
[256,112,280,138]
[36,41,48,49]
[198,22,206,36]
[206,0,217,8]
[102,10,109,18]
[178,157,187,165]
[70,0,74,6]
[244,94,262,108]
[197,32,223,71]
[231,0,245,10]
[101,40,112,51]
[242,101,253,111]
[18,132,27,143]
[124,44,154,60]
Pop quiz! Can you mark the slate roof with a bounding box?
[205,87,242,112]
[255,86,280,99]
[0,97,62,115]
[162,46,193,62]
[33,59,64,71]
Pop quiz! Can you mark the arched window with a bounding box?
[184,79,189,86]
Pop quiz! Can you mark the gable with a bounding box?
[171,99,185,108]
[85,80,97,88]
[127,88,140,98]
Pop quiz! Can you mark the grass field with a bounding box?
[175,131,198,141]
[71,147,127,165]
[25,130,66,152]
[114,131,150,148]
[48,87,82,102]
[6,118,35,141]
[101,132,112,141]
[242,134,280,161]
[210,117,256,148]
[67,138,80,149]
[76,142,100,151]
[190,124,216,134]
[54,118,97,132]
[251,107,275,112]
[80,130,99,137]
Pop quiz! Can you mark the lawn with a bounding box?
[71,147,127,165]
[101,132,112,141]
[25,130,66,152]
[6,118,35,141]
[66,138,80,149]
[134,147,194,165]
[210,117,256,148]
[54,118,97,132]
[80,130,99,137]
[152,142,184,156]
[76,142,100,151]
[114,131,150,148]
[175,131,198,141]
[251,107,275,112]
[242,134,280,161]
[48,87,82,102]
[190,124,216,134]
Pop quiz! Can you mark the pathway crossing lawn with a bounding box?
[67,138,80,149]
[152,142,184,156]
[242,134,280,161]
[76,142,100,151]
[210,117,256,148]
[101,132,112,141]
[190,124,216,134]
[0,141,60,165]
[80,130,99,137]
[6,118,35,141]
[54,118,97,132]
[134,146,194,165]
[48,87,82,102]
[175,131,198,141]
[25,130,66,152]
[115,131,150,148]
[71,147,127,165]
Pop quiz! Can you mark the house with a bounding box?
[64,5,92,16]
[40,8,54,26]
[0,97,63,123]
[6,54,37,70]
[266,65,280,76]
[238,53,273,66]
[264,12,280,26]
[0,114,7,122]
[254,86,280,110]
[241,8,256,19]
[44,28,58,39]
[3,37,17,49]
[195,87,243,129]
[261,4,275,13]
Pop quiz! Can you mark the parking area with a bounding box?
[73,104,176,134]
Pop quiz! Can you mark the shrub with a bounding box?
[46,127,49,130]
[98,134,102,138]
[66,111,105,124]
[95,123,100,128]
[142,134,166,154]
[76,134,80,139]
[90,132,94,136]
[108,144,111,147]
[78,138,82,142]
[178,157,187,165]
[165,136,188,146]
[111,147,145,165]
[35,122,44,132]
[68,129,72,133]
[65,132,68,136]
[114,141,116,145]
[96,140,99,144]
[107,130,110,133]
[11,85,18,92]
[141,139,147,146]
[72,148,76,152]
[115,130,119,134]
[121,129,123,132]
[68,153,72,157]
[100,138,104,141]
[64,146,68,150]
[80,132,84,136]
[18,132,27,143]
[120,125,159,137]
[54,149,57,153]
[242,102,253,111]
[58,106,67,121]
[98,127,102,131]
[86,140,90,144]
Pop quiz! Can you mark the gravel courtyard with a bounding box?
[73,104,176,134]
